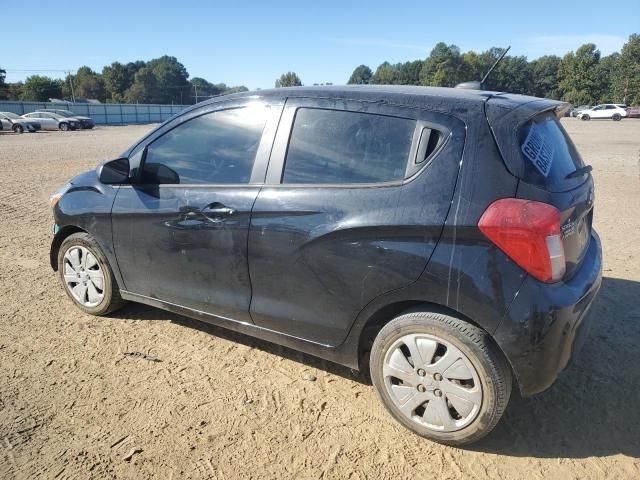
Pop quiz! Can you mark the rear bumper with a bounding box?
[494,230,602,396]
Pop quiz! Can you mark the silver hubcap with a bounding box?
[383,333,482,432]
[62,246,105,307]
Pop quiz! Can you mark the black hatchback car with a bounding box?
[49,86,601,445]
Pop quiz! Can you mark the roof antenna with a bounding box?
[455,45,511,90]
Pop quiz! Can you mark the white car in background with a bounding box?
[21,111,80,131]
[577,104,628,121]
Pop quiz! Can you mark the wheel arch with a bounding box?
[356,300,515,388]
[50,225,87,270]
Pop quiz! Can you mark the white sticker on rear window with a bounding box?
[521,124,554,177]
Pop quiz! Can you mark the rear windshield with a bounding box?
[518,112,584,188]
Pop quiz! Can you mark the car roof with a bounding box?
[197,85,549,118]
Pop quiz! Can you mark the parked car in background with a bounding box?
[0,112,42,133]
[22,112,80,131]
[577,104,628,121]
[625,106,640,118]
[38,109,95,129]
[49,86,602,445]
[569,105,591,117]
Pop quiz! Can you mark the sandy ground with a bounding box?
[0,120,639,480]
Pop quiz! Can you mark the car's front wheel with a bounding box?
[57,232,127,315]
[13,124,24,134]
[581,114,590,121]
[370,311,512,446]
[612,113,622,121]
[59,122,69,131]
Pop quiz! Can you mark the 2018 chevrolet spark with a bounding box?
[49,86,602,445]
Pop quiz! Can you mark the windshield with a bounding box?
[2,112,21,119]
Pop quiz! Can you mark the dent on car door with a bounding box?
[248,99,465,346]
[111,101,282,321]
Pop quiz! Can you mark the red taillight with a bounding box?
[478,198,566,283]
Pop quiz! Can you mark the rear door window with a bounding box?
[518,112,584,188]
[282,108,415,184]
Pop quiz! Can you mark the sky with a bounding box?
[2,0,638,89]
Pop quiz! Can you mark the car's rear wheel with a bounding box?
[612,113,621,121]
[581,114,590,121]
[59,122,69,131]
[370,311,511,446]
[13,124,24,134]
[57,232,127,315]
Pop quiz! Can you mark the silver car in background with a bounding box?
[22,111,80,131]
[37,109,95,129]
[0,112,42,133]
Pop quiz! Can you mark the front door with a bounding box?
[111,101,281,321]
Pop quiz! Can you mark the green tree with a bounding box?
[529,55,562,98]
[6,82,23,100]
[275,72,302,87]
[124,67,159,103]
[102,62,135,102]
[558,43,602,105]
[485,55,532,94]
[20,75,63,101]
[613,34,640,105]
[397,60,423,85]
[63,66,106,101]
[348,65,373,84]
[594,53,620,102]
[146,56,190,104]
[420,43,465,87]
[371,62,400,84]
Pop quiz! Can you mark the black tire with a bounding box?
[13,124,24,134]
[612,113,621,121]
[57,232,127,315]
[581,114,590,121]
[59,122,69,131]
[370,311,512,446]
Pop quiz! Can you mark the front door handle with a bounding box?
[202,204,235,216]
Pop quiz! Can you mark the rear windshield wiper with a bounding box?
[566,165,592,179]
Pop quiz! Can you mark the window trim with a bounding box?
[131,101,283,187]
[265,99,451,188]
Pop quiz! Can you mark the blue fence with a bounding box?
[0,101,188,125]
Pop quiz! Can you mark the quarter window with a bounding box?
[141,106,268,185]
[282,108,415,184]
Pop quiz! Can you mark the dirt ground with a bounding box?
[0,119,639,480]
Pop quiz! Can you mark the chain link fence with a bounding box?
[0,101,188,125]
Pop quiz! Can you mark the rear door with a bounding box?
[247,97,465,346]
[111,99,282,321]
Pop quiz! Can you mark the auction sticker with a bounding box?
[521,124,554,177]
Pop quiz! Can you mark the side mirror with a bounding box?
[98,158,130,184]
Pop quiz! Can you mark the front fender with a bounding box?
[51,178,123,288]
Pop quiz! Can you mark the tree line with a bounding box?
[345,34,640,105]
[1,34,638,105]
[0,56,248,104]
